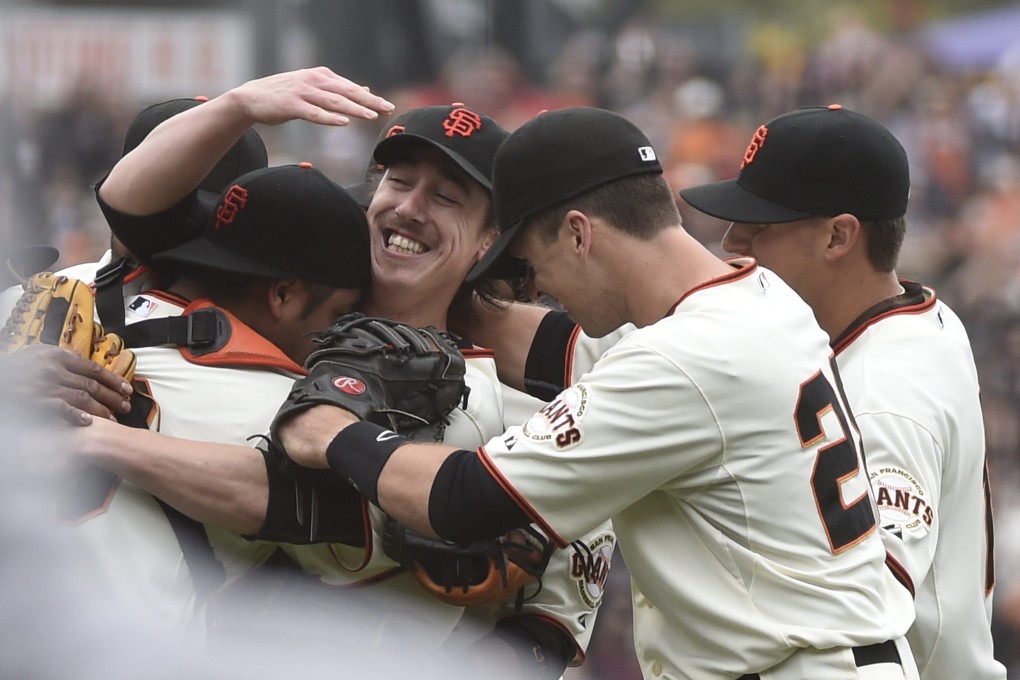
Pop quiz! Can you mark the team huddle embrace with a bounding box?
[1,66,1004,680]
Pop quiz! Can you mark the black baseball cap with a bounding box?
[123,97,269,205]
[372,103,508,190]
[466,107,663,283]
[153,163,371,289]
[679,104,910,224]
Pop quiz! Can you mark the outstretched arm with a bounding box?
[99,66,395,216]
[73,417,268,533]
[276,404,525,542]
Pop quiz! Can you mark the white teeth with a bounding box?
[387,233,426,255]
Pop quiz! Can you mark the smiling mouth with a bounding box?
[385,231,428,255]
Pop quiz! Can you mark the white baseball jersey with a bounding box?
[481,261,916,679]
[286,348,615,662]
[833,282,1005,679]
[60,291,290,632]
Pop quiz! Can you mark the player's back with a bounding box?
[834,287,1005,679]
[486,262,915,677]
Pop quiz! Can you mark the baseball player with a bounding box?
[65,162,371,636]
[0,96,270,426]
[79,68,611,677]
[679,105,1006,679]
[274,107,921,680]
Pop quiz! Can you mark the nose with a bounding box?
[721,222,753,256]
[394,187,427,223]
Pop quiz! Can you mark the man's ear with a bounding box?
[825,214,862,262]
[266,278,303,321]
[564,210,593,257]
[475,225,499,261]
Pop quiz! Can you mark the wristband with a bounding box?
[325,421,407,505]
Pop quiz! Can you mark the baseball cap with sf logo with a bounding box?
[679,104,910,224]
[372,103,509,190]
[467,107,663,283]
[153,163,371,289]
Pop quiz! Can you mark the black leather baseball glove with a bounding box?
[271,312,469,446]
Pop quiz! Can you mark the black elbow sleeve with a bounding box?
[428,449,531,543]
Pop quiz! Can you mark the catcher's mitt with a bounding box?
[271,312,469,442]
[0,272,137,380]
[382,516,554,609]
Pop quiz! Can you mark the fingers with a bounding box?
[11,345,132,425]
[307,67,395,121]
[231,67,395,128]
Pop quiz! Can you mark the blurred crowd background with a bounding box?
[2,0,1020,676]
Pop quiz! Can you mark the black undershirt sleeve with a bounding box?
[428,450,531,544]
[94,176,210,263]
[523,310,578,402]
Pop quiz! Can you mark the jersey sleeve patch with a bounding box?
[869,465,934,537]
[522,384,588,451]
[569,532,615,609]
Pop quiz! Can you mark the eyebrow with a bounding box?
[390,152,473,195]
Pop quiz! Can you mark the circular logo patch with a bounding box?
[870,466,933,537]
[332,376,366,395]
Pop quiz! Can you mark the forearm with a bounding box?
[100,93,253,215]
[78,418,267,533]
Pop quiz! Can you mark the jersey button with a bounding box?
[651,661,663,676]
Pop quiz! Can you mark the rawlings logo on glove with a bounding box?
[270,312,469,447]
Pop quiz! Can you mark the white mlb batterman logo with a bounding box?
[127,296,157,318]
[522,384,588,450]
[870,466,933,536]
[638,146,657,162]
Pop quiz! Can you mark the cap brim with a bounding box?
[465,222,523,284]
[153,237,296,279]
[375,135,491,189]
[679,179,812,224]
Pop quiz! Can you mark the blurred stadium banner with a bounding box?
[0,8,256,105]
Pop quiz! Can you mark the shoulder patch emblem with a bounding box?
[870,466,933,537]
[570,532,615,608]
[522,384,588,450]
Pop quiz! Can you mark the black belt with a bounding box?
[737,639,900,679]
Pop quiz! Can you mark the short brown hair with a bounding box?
[860,216,906,272]
[527,173,680,244]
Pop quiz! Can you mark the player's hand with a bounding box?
[2,344,133,426]
[276,404,360,470]
[226,66,395,127]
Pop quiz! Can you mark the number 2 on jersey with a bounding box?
[795,365,877,554]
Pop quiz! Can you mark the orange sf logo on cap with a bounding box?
[443,105,482,138]
[740,124,768,169]
[215,185,248,229]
